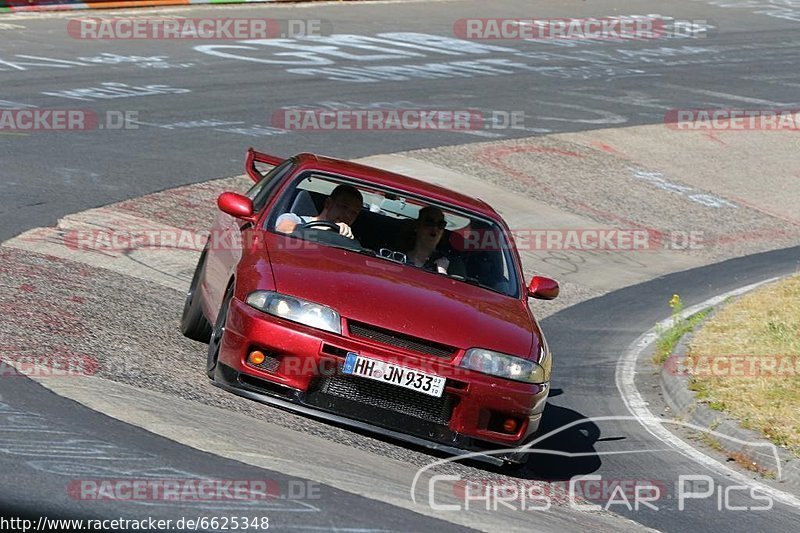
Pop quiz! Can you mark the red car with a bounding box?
[181,149,559,466]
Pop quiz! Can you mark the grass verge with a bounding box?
[674,276,800,456]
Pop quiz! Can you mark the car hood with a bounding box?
[267,245,538,357]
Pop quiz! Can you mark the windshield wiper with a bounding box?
[452,275,505,294]
[323,243,376,255]
[355,247,377,257]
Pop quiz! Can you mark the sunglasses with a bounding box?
[379,248,407,263]
[421,217,447,230]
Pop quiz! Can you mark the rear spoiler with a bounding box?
[245,148,285,182]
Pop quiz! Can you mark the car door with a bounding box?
[201,157,295,319]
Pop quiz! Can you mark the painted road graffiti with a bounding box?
[693,0,800,22]
[0,53,193,72]
[193,32,656,82]
[41,83,190,102]
[631,169,739,208]
[2,28,796,128]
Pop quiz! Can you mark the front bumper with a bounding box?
[216,299,549,463]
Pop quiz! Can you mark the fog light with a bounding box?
[503,418,518,433]
[248,351,266,365]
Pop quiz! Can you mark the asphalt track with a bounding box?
[2,0,800,241]
[2,0,800,531]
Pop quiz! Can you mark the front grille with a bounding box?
[313,375,454,425]
[348,321,457,359]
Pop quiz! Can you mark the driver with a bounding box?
[275,184,363,239]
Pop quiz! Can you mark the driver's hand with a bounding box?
[336,222,354,239]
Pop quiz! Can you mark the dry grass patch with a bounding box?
[687,274,800,456]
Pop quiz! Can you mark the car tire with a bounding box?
[207,282,234,380]
[180,248,212,343]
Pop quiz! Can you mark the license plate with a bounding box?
[342,352,446,398]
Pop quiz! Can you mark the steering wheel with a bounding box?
[299,220,340,232]
[294,219,362,250]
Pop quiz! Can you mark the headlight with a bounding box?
[246,291,341,334]
[538,339,552,381]
[460,348,549,384]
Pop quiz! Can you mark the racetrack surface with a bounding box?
[2,0,800,531]
[2,0,799,241]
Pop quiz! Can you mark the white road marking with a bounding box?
[660,84,797,106]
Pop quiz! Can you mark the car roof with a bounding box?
[292,152,500,219]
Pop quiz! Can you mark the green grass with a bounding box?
[652,308,712,366]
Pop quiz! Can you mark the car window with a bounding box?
[246,159,294,213]
[270,173,521,298]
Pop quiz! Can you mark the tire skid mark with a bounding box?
[114,175,250,231]
[590,141,625,155]
[723,194,800,228]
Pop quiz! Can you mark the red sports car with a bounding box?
[181,149,559,465]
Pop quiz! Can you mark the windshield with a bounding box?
[269,173,521,298]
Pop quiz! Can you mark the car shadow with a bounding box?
[510,402,604,480]
[465,388,620,480]
[289,386,615,480]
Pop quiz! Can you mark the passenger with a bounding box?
[275,184,363,239]
[404,206,451,274]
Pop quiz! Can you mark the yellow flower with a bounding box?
[669,294,681,309]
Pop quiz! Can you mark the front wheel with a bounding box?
[207,282,234,380]
[180,248,212,342]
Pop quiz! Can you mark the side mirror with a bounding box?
[217,192,254,221]
[528,276,559,300]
